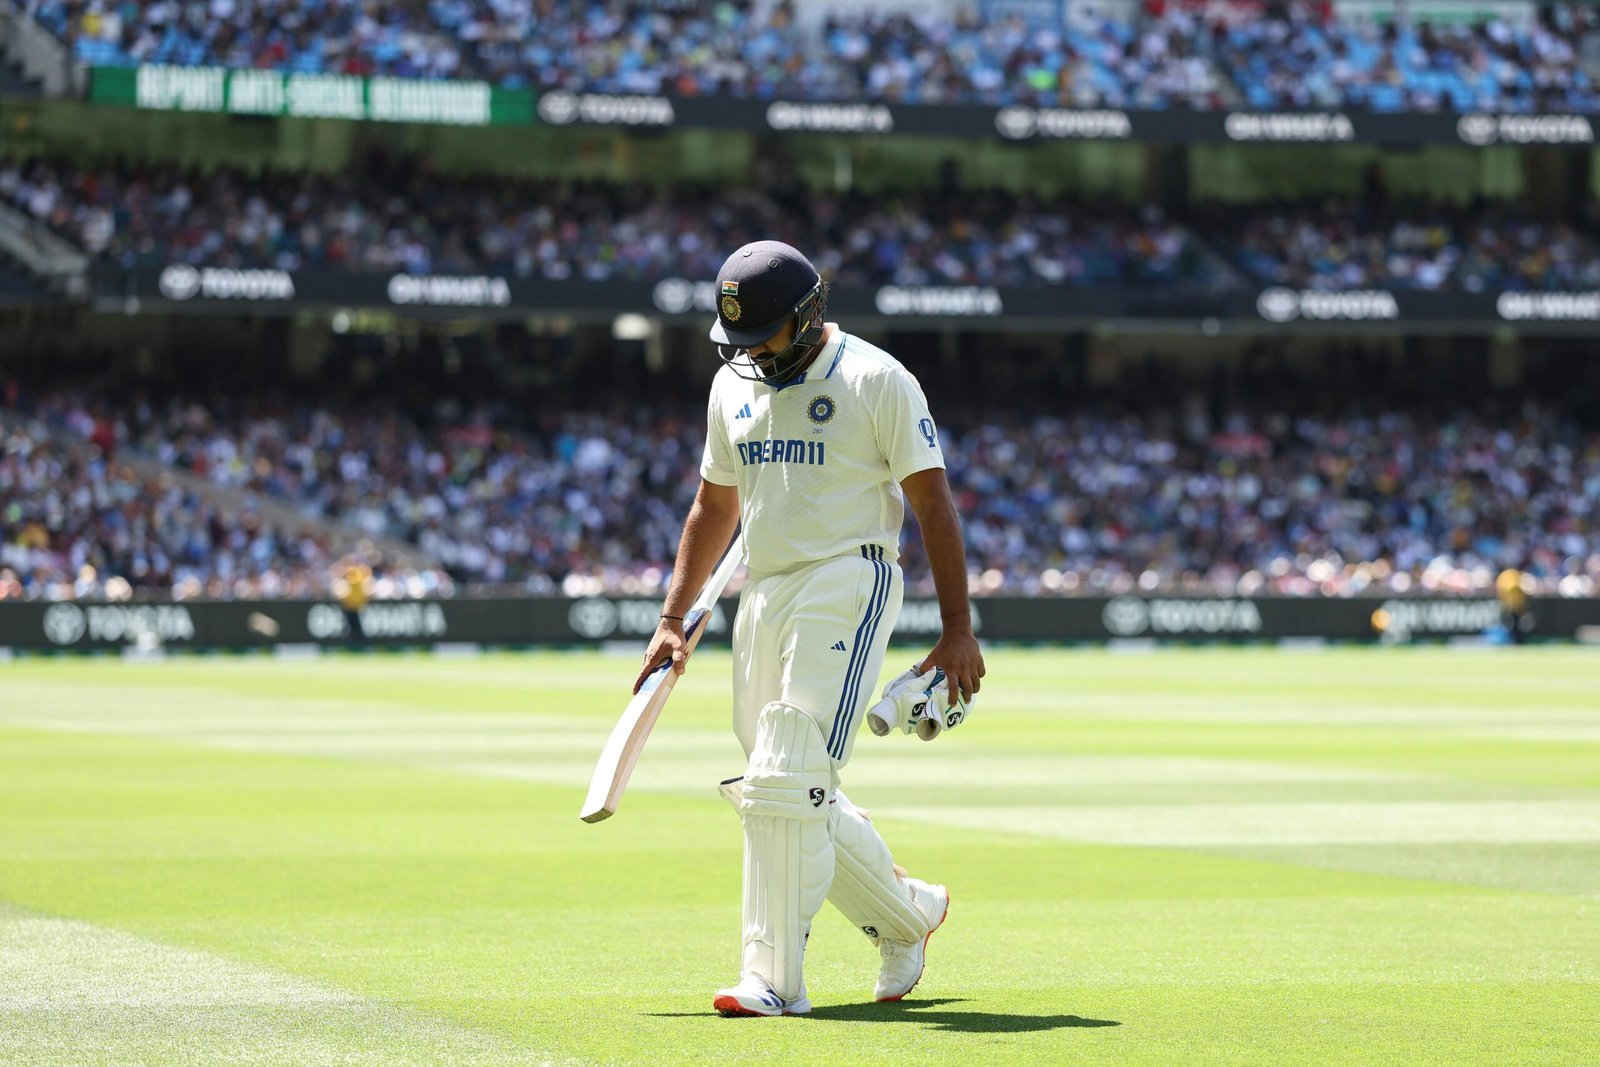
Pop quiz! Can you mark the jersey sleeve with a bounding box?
[699,383,738,486]
[873,367,946,482]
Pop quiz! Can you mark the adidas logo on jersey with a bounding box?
[830,641,848,651]
[734,403,752,419]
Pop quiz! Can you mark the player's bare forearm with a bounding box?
[901,468,985,703]
[662,480,740,616]
[633,479,740,693]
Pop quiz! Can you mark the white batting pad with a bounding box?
[825,789,932,945]
[737,702,834,1001]
[716,776,745,807]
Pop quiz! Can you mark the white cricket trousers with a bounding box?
[731,545,904,769]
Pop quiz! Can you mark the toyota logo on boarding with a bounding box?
[568,598,619,639]
[42,603,88,645]
[1457,114,1498,146]
[537,91,579,125]
[1456,113,1594,145]
[652,278,697,314]
[994,107,1037,139]
[1101,597,1150,637]
[1257,287,1301,323]
[158,263,202,301]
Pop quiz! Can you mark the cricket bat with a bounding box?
[579,533,745,823]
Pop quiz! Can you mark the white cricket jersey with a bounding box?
[700,329,946,578]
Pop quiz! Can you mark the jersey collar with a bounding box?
[763,329,846,393]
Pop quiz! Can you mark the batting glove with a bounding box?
[866,663,974,741]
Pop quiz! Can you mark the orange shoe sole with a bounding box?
[876,887,950,1003]
[714,994,761,1016]
[714,994,795,1017]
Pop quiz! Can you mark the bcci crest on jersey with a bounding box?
[737,438,826,466]
[808,395,836,424]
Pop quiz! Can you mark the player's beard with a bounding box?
[753,349,802,381]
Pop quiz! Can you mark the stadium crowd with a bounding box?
[0,409,350,601]
[28,0,468,80]
[4,389,1597,602]
[1,398,458,601]
[0,156,1212,287]
[30,0,1600,112]
[1209,197,1600,293]
[945,403,1600,598]
[109,393,700,591]
[13,154,1600,294]
[1209,1,1600,113]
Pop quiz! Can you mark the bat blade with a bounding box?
[578,628,694,823]
[579,533,744,824]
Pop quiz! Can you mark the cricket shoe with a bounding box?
[713,975,811,1017]
[874,879,949,1002]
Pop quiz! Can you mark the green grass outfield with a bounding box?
[1,647,1597,1065]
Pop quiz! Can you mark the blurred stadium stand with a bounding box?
[0,153,1222,288]
[0,55,37,97]
[0,0,1596,635]
[22,0,1600,112]
[9,151,1600,295]
[0,252,48,303]
[5,330,1598,603]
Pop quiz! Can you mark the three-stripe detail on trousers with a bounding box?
[828,545,891,759]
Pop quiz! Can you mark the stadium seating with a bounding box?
[5,389,1596,601]
[11,155,1600,294]
[0,156,1217,287]
[1214,5,1600,113]
[0,410,340,600]
[1202,197,1600,292]
[30,1,1600,112]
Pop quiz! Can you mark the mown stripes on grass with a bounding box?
[0,648,1595,1065]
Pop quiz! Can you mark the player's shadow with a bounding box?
[650,998,1120,1033]
[808,998,1119,1033]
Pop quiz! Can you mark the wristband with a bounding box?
[659,613,685,622]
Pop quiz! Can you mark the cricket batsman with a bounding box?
[634,241,985,1016]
